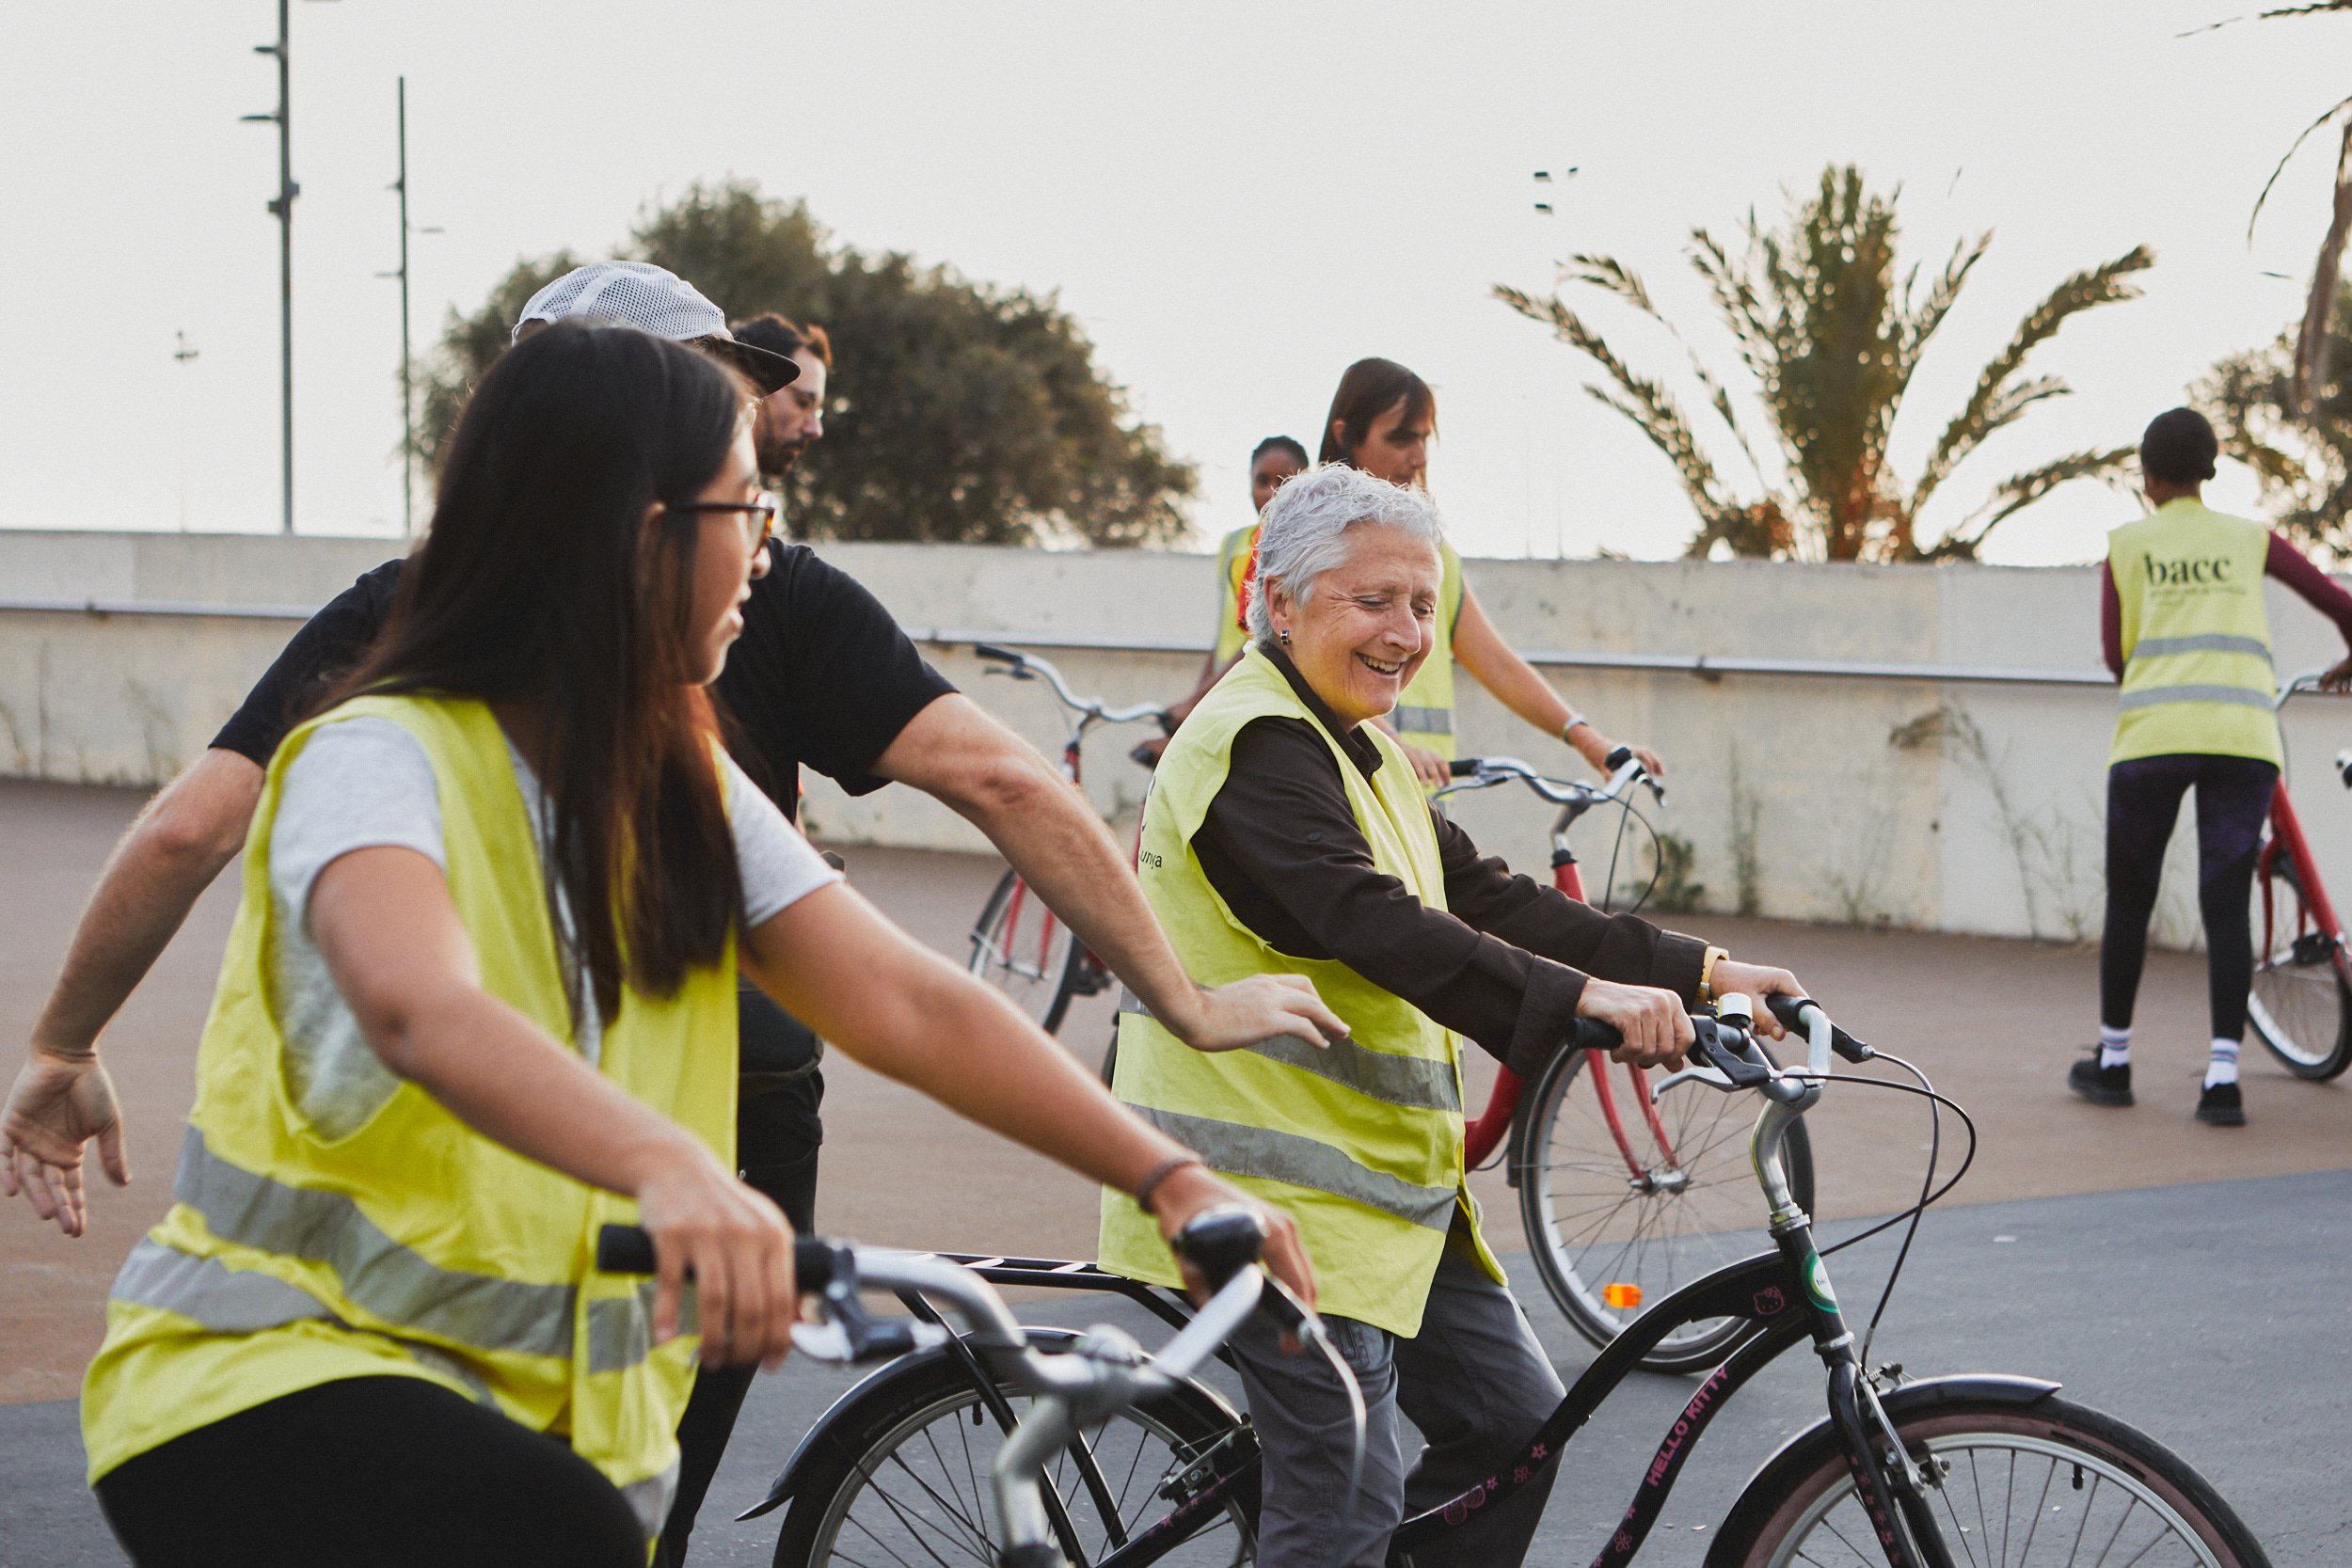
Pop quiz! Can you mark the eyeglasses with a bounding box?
[669,493,780,553]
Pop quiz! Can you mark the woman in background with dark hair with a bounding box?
[74,322,1309,1568]
[1316,356,1666,791]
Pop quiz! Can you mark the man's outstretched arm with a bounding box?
[3,749,263,1234]
[872,693,1347,1053]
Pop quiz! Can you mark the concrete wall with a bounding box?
[9,529,2351,942]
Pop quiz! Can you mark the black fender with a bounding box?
[736,1326,1248,1523]
[1703,1374,2062,1566]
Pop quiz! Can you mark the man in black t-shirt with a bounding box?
[6,268,1344,1566]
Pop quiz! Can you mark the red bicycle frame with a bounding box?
[1460,820,1681,1180]
[2255,780,2347,958]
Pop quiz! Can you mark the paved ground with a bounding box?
[4,778,2349,1562]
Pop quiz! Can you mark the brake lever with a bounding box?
[1651,1063,1737,1099]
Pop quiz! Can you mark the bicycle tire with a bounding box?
[771,1349,1257,1568]
[1708,1394,2269,1568]
[968,868,1087,1035]
[1517,1042,1814,1375]
[2247,851,2352,1080]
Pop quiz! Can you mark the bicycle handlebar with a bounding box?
[1437,752,1665,809]
[975,641,1172,730]
[604,1207,1356,1563]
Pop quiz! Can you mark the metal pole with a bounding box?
[275,0,293,534]
[395,75,412,536]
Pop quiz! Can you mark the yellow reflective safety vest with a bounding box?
[1212,524,1464,761]
[2107,501,2282,768]
[1099,645,1500,1338]
[82,695,737,1539]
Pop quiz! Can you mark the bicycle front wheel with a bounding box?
[969,868,1086,1034]
[772,1352,1257,1568]
[1518,1044,1813,1375]
[2247,851,2352,1079]
[1709,1395,2269,1567]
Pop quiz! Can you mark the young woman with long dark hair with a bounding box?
[76,322,1309,1568]
[1317,356,1667,789]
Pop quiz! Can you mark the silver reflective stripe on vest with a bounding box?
[1120,992,1460,1112]
[1243,1032,1461,1113]
[2115,685,2276,712]
[587,1280,699,1374]
[174,1125,576,1360]
[2130,634,2273,663]
[403,1338,500,1407]
[1133,1105,1457,1231]
[111,1238,339,1332]
[622,1461,682,1539]
[1393,707,1453,735]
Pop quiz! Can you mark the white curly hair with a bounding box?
[1246,464,1445,644]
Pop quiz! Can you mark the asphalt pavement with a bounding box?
[4,779,2349,1564]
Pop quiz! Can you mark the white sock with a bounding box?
[2098,1024,2131,1069]
[2205,1039,2239,1088]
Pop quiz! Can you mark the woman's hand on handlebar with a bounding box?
[1708,960,1806,1040]
[1575,978,1692,1068]
[1150,1164,1317,1315]
[1398,741,1451,788]
[633,1142,800,1370]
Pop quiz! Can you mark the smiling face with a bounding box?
[1250,447,1306,514]
[1266,524,1441,729]
[684,422,771,684]
[1342,396,1432,489]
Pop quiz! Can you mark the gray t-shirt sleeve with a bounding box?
[720,749,843,928]
[270,716,446,927]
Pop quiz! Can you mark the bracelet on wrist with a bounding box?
[1698,946,1729,1007]
[1560,714,1590,746]
[1135,1155,1205,1217]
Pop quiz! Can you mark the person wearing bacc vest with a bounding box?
[2070,408,2352,1127]
[64,324,1313,1568]
[1100,463,1814,1568]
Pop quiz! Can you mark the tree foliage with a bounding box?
[2198,282,2352,551]
[418,181,1193,547]
[1495,166,2151,562]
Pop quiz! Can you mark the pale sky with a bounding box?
[4,2,2345,566]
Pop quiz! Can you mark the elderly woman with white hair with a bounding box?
[1100,465,1809,1568]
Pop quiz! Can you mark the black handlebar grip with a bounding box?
[1448,757,1482,777]
[1605,744,1634,771]
[973,642,1024,667]
[1761,994,1872,1063]
[593,1224,841,1291]
[1168,1203,1267,1291]
[1570,1017,1626,1053]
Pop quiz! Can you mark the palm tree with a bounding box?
[2217,3,2352,420]
[1495,166,2153,561]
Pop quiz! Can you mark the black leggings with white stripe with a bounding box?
[95,1375,646,1568]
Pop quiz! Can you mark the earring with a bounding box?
[1278,629,1293,645]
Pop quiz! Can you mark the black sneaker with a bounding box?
[2067,1054,2133,1107]
[2196,1082,2246,1127]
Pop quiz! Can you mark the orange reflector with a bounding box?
[1601,1283,1644,1309]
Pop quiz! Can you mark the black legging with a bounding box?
[96,1376,647,1568]
[2100,753,2279,1041]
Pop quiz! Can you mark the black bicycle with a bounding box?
[612,994,2269,1568]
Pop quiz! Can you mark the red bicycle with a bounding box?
[1435,753,1815,1373]
[965,643,1170,1033]
[2247,667,2352,1080]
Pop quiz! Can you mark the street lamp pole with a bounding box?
[393,76,411,536]
[242,0,297,534]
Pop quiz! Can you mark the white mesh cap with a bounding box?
[513,261,726,343]
[512,261,799,391]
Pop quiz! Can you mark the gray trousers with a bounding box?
[1229,1238,1566,1568]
